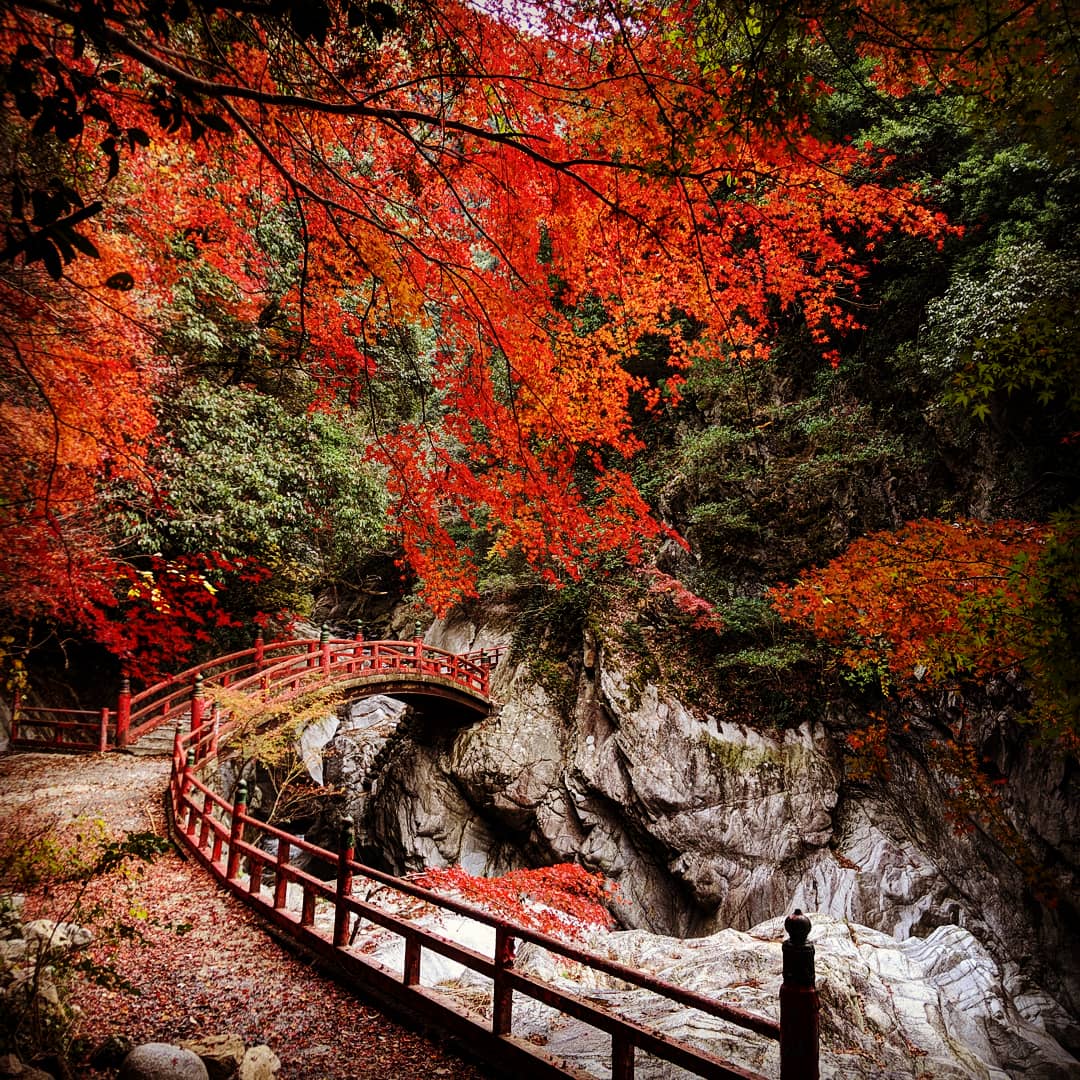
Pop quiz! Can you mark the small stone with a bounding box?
[237,1045,280,1080]
[119,1043,209,1080]
[178,1035,245,1080]
[21,920,92,951]
[0,1057,54,1080]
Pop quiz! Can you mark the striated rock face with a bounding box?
[326,882,1079,1080]
[343,610,1079,1061]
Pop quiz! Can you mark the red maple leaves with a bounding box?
[414,863,618,939]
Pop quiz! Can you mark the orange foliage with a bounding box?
[770,518,1047,690]
[2,0,983,627]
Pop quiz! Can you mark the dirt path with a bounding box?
[0,751,492,1079]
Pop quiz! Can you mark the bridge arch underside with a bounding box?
[329,674,493,725]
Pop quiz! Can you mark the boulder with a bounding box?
[119,1044,209,1080]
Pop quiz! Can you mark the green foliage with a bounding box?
[1010,508,1080,740]
[218,685,343,823]
[115,381,388,620]
[921,241,1080,420]
[670,359,924,585]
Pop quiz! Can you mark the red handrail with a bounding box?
[128,638,502,746]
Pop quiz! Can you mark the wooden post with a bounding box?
[198,790,214,850]
[115,673,131,749]
[612,1035,634,1080]
[780,910,819,1080]
[190,672,206,749]
[98,708,110,754]
[209,701,220,759]
[9,689,19,745]
[493,926,516,1036]
[183,750,199,836]
[333,816,355,948]
[320,623,331,677]
[248,850,262,896]
[404,932,421,986]
[273,837,290,909]
[254,630,265,672]
[226,780,248,881]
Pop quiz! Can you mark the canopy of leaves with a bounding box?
[770,517,1078,740]
[1,0,1077,676]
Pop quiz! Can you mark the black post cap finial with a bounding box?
[236,778,248,804]
[785,908,811,946]
[340,815,356,847]
[782,908,815,987]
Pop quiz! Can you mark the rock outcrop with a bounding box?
[328,607,1080,1063]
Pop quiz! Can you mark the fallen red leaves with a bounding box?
[0,753,487,1079]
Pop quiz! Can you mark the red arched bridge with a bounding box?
[9,633,503,754]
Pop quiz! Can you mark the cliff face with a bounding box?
[353,609,1079,1048]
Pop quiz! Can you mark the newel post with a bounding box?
[190,672,206,749]
[254,630,265,671]
[226,779,248,880]
[780,909,820,1080]
[333,816,356,947]
[115,672,132,749]
[320,623,332,677]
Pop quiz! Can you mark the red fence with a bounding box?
[7,632,501,753]
[169,718,820,1079]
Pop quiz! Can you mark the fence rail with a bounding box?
[169,712,820,1080]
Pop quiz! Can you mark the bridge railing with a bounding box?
[7,633,504,753]
[7,697,115,753]
[170,714,820,1080]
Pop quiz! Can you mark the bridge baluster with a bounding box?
[612,1035,634,1079]
[226,780,248,881]
[273,838,290,909]
[493,927,516,1036]
[404,933,421,986]
[333,817,355,948]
